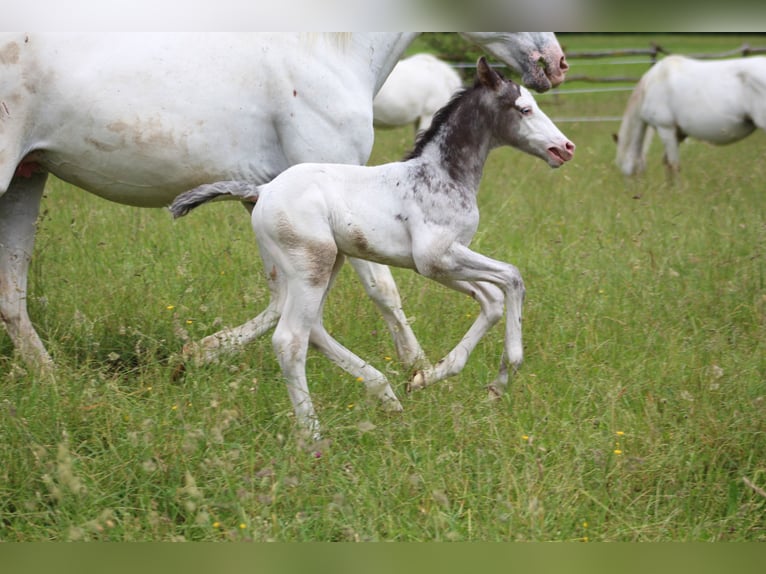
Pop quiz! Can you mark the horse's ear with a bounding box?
[477,56,502,90]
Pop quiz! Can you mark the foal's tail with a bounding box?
[169,181,260,219]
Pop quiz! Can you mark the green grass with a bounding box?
[1,34,765,541]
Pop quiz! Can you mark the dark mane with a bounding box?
[402,80,481,161]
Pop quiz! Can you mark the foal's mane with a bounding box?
[403,76,488,161]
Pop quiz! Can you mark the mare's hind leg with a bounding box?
[408,280,505,396]
[0,173,53,372]
[347,258,429,371]
[182,249,284,365]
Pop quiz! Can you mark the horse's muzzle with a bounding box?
[547,140,576,167]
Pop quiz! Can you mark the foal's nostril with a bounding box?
[559,57,569,73]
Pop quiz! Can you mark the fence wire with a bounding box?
[451,42,766,124]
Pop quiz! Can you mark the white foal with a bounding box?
[171,58,575,439]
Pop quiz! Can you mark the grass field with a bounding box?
[0,34,764,541]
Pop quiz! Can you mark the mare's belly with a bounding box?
[35,145,284,208]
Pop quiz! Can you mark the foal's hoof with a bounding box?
[169,359,186,381]
[406,371,427,393]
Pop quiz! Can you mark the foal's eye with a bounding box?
[520,107,533,116]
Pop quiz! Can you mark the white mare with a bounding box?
[373,53,463,133]
[171,58,575,439]
[615,54,766,176]
[0,32,568,373]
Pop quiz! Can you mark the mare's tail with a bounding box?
[170,181,260,219]
[615,73,651,175]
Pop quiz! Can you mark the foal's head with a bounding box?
[475,57,575,168]
[404,58,574,171]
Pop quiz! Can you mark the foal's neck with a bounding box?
[419,95,495,191]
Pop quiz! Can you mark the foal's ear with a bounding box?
[477,56,503,90]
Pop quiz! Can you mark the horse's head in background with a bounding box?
[463,32,568,92]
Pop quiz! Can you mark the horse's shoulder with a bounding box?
[643,55,695,94]
[738,60,766,95]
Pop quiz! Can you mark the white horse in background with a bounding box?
[373,53,463,133]
[615,54,766,176]
[170,58,575,439]
[0,33,568,373]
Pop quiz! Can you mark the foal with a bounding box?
[171,58,575,439]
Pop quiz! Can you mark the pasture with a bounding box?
[1,34,764,541]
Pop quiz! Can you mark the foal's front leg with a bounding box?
[408,279,504,393]
[411,243,526,396]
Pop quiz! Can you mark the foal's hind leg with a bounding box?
[182,252,428,373]
[309,324,402,412]
[273,252,403,439]
[348,258,430,371]
[272,291,322,440]
[309,255,401,411]
[0,173,53,372]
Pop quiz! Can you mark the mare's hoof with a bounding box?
[181,338,224,367]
